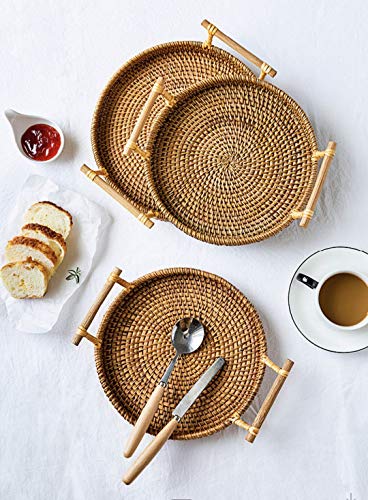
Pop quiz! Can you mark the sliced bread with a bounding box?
[0,259,49,299]
[24,201,73,239]
[21,223,66,268]
[5,236,58,276]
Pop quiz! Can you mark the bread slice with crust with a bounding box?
[5,236,58,276]
[0,258,49,298]
[24,201,73,239]
[21,223,66,268]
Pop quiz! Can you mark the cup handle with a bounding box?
[296,273,319,289]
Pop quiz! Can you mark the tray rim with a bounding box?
[94,267,267,440]
[90,40,256,218]
[145,75,319,245]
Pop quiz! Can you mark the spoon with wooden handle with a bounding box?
[123,317,205,458]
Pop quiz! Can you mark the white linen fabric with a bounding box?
[0,1,367,499]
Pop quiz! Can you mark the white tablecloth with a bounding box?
[0,1,367,499]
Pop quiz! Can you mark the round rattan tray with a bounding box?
[91,42,254,219]
[126,75,335,244]
[85,20,335,236]
[73,267,293,442]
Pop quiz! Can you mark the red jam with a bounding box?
[21,123,61,161]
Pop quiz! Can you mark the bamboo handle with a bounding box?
[201,19,276,80]
[80,165,154,228]
[245,358,294,443]
[72,267,127,347]
[124,384,165,458]
[123,76,174,158]
[300,141,336,228]
[123,417,179,485]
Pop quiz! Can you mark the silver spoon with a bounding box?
[124,317,205,458]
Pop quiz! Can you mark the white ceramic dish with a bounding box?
[288,246,368,353]
[4,109,64,163]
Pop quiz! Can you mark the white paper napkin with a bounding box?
[0,175,109,333]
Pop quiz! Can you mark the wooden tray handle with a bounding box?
[72,267,130,347]
[80,165,154,228]
[291,141,336,228]
[201,19,277,80]
[123,417,179,485]
[123,76,175,159]
[232,356,294,443]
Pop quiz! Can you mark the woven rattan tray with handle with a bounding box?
[72,267,293,442]
[84,20,277,227]
[123,72,336,244]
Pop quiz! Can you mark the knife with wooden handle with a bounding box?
[123,357,225,485]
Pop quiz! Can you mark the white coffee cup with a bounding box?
[296,270,368,331]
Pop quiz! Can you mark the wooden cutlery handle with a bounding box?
[201,19,276,80]
[123,417,179,485]
[124,384,165,458]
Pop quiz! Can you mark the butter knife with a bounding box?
[123,357,225,484]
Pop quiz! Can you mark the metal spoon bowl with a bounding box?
[161,317,205,384]
[171,317,205,354]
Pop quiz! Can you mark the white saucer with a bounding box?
[288,246,368,353]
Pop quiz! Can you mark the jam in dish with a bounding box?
[21,124,61,161]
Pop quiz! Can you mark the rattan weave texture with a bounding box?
[91,42,254,218]
[147,77,319,244]
[95,268,266,440]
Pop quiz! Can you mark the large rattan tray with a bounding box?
[84,21,336,242]
[85,20,277,227]
[123,74,336,244]
[72,267,293,442]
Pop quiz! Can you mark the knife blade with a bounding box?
[173,356,225,420]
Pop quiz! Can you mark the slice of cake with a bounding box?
[0,259,49,299]
[24,201,73,239]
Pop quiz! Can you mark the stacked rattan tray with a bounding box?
[83,19,336,245]
[91,38,255,220]
[73,267,293,442]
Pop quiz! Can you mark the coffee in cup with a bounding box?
[297,271,368,330]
